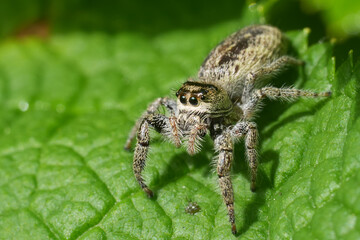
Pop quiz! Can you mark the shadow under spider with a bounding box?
[150,138,214,196]
[232,141,279,235]
[259,99,330,141]
[147,133,279,235]
[232,96,331,235]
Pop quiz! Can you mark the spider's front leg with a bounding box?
[214,130,237,234]
[214,121,258,235]
[124,97,178,150]
[133,113,179,198]
[231,121,258,192]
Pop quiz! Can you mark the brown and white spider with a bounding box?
[124,25,331,235]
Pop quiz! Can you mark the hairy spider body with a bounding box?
[125,25,331,235]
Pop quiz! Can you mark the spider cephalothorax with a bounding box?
[124,25,331,235]
[176,81,233,116]
[174,81,235,155]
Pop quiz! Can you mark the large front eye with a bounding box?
[180,95,187,104]
[189,96,198,106]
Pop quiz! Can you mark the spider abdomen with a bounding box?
[198,25,288,99]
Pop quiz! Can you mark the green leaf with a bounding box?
[0,0,45,38]
[265,0,360,38]
[0,3,360,240]
[299,0,360,37]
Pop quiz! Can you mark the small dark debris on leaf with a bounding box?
[185,200,201,215]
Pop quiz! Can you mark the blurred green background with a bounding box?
[1,0,360,60]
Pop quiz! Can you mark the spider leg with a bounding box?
[232,121,258,192]
[241,86,331,120]
[257,56,303,76]
[214,130,236,235]
[241,56,303,104]
[133,113,177,198]
[124,97,178,150]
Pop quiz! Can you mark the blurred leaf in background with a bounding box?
[264,0,360,62]
[264,0,360,37]
[300,0,360,37]
[0,0,359,240]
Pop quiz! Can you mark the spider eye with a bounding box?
[180,95,187,104]
[189,96,198,106]
[176,91,179,97]
[200,95,205,100]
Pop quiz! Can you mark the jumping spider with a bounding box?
[124,25,331,235]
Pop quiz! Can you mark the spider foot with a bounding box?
[144,187,154,198]
[231,223,237,235]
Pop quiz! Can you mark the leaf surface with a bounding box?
[0,3,359,240]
